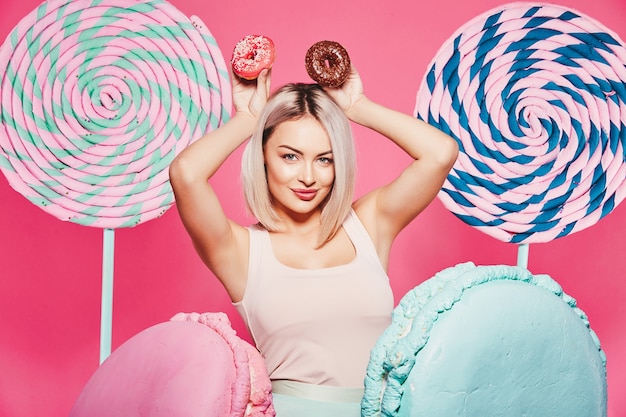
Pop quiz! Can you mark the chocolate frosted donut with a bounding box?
[305,40,351,87]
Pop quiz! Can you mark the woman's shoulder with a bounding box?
[352,192,393,268]
[205,220,251,302]
[352,191,380,232]
[246,221,265,231]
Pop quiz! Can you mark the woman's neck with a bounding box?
[272,207,323,236]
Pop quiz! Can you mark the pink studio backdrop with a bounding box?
[1,0,624,416]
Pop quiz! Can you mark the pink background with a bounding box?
[1,0,625,416]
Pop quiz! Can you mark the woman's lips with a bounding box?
[292,189,318,201]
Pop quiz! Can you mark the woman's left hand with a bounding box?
[323,65,365,119]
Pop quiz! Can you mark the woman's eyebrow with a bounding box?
[278,145,333,157]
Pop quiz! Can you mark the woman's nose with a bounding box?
[299,163,315,186]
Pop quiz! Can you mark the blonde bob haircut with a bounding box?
[241,83,356,246]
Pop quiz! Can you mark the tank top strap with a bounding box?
[342,210,382,264]
[247,223,265,270]
[233,224,266,344]
[245,223,273,293]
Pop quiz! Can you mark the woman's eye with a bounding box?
[282,154,297,161]
[318,157,333,165]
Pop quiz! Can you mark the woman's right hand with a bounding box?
[232,68,272,120]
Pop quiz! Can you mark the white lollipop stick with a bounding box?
[517,243,529,269]
[100,229,115,364]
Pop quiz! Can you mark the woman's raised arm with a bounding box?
[168,69,271,300]
[326,67,458,263]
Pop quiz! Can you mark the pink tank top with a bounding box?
[234,210,394,387]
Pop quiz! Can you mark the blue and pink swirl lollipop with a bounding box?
[416,2,626,244]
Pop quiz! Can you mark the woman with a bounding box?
[169,65,458,416]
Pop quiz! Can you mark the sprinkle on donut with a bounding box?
[231,35,275,80]
[305,40,351,87]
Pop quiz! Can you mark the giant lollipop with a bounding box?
[0,0,231,228]
[416,2,626,244]
[0,0,232,362]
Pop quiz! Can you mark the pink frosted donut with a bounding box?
[231,35,275,80]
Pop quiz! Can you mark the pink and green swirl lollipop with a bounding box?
[0,0,231,228]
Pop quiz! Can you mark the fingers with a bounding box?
[256,68,272,100]
[230,67,243,90]
[348,64,359,77]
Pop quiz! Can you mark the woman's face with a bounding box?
[263,116,335,218]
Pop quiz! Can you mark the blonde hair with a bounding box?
[241,83,356,246]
